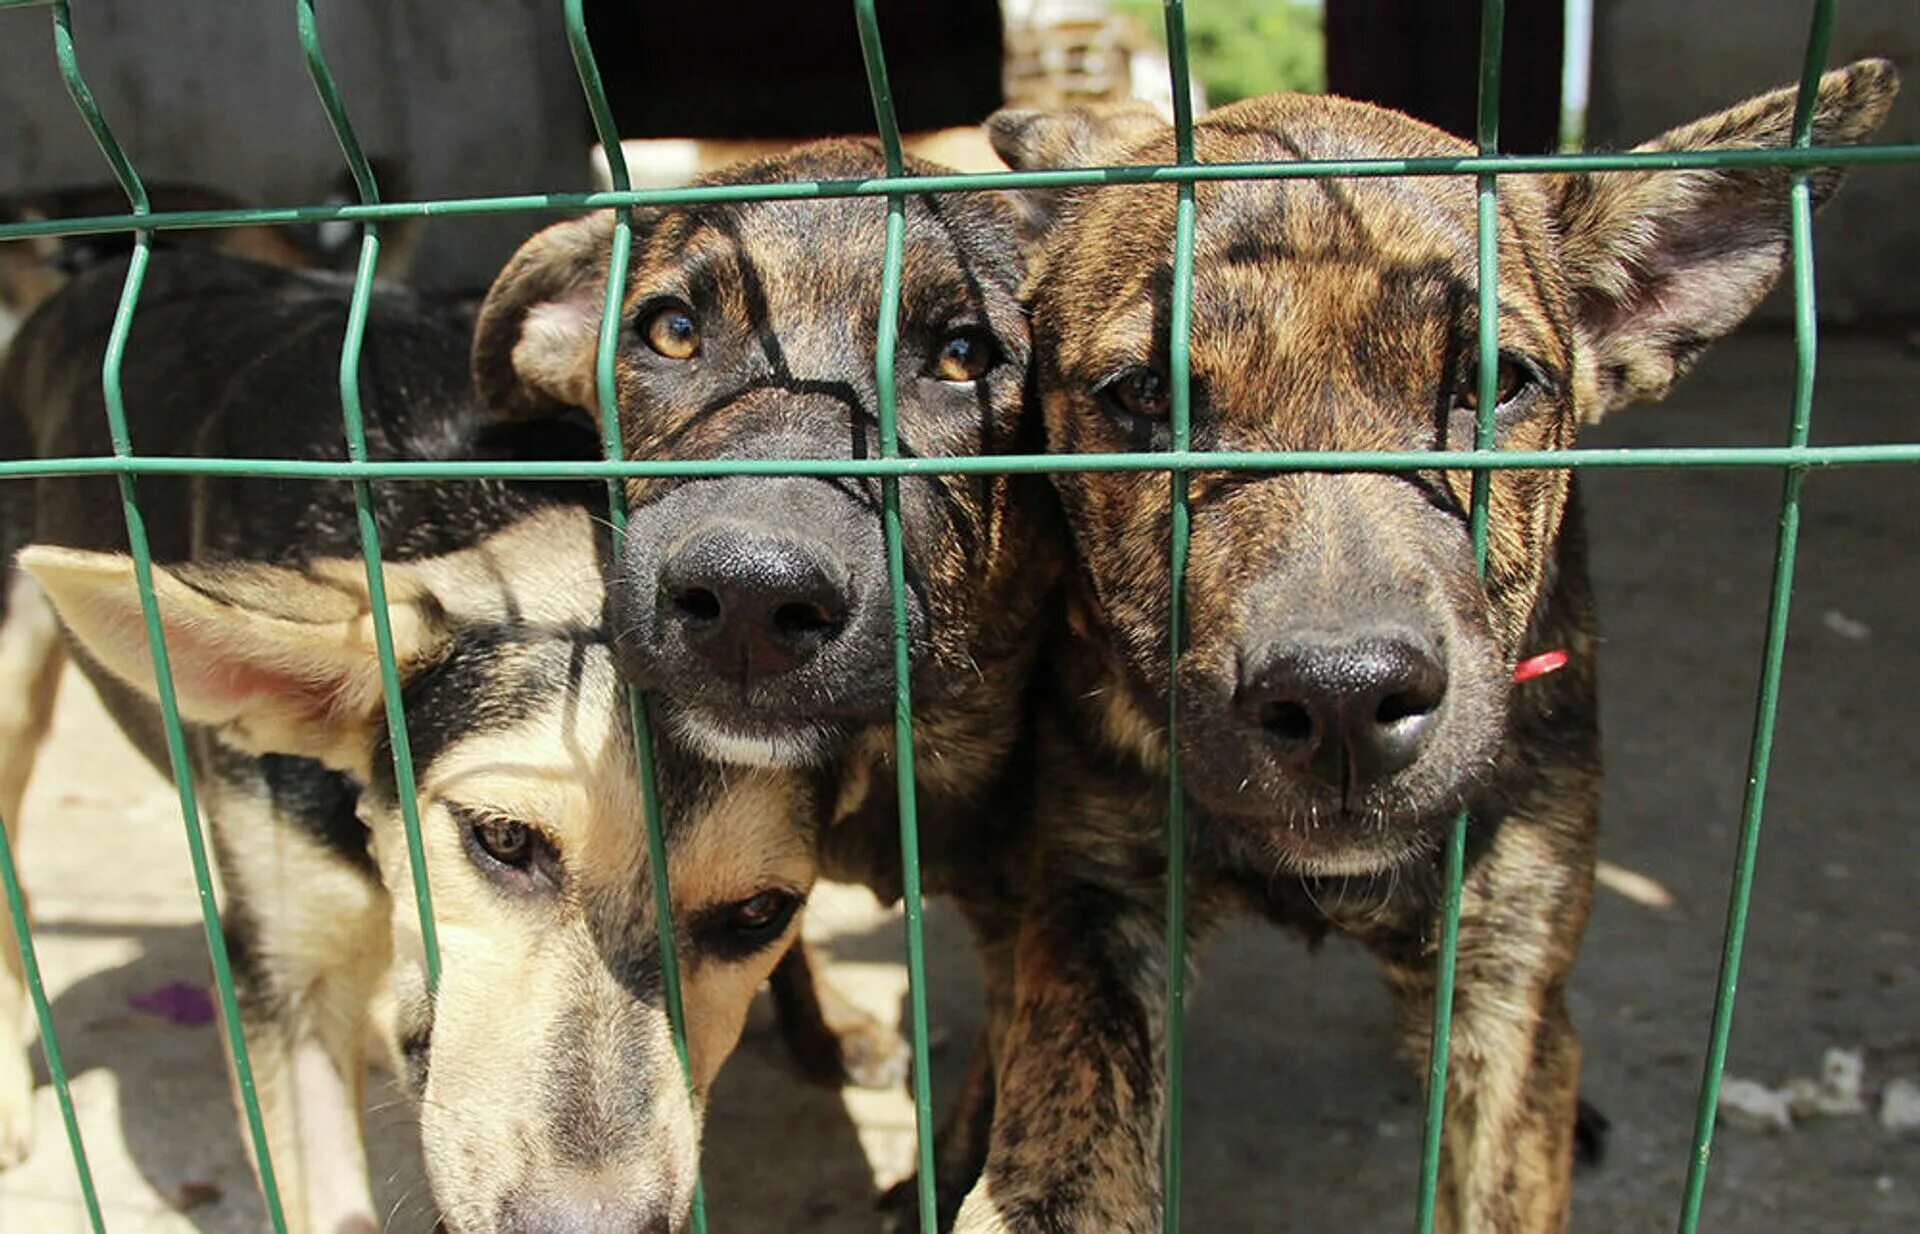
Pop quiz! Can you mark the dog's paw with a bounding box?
[0,1050,34,1168]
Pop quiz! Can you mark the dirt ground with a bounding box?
[0,330,1915,1232]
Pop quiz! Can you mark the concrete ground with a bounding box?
[0,329,1915,1232]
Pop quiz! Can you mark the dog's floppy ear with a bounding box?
[986,102,1170,241]
[21,547,453,773]
[472,210,628,419]
[1553,58,1898,419]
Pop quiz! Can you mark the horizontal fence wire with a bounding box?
[561,0,709,1227]
[1,445,1917,483]
[1678,3,1837,1227]
[40,2,293,1229]
[5,146,1920,246]
[850,2,942,1230]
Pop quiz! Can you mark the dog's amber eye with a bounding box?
[1458,357,1527,411]
[932,331,994,383]
[642,303,700,360]
[1096,366,1170,421]
[725,889,800,936]
[471,817,533,867]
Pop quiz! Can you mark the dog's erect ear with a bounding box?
[22,547,453,772]
[472,210,625,419]
[1553,58,1898,419]
[986,103,1170,241]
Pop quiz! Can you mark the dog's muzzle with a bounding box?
[613,476,920,766]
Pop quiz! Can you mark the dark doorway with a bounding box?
[1324,1,1565,153]
[582,0,1005,141]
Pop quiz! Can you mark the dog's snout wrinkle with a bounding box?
[499,1190,674,1234]
[657,527,851,683]
[1237,634,1447,793]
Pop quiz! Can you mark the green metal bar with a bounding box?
[562,2,707,1230]
[0,816,105,1232]
[1676,5,1835,1228]
[1416,2,1504,1227]
[296,0,442,993]
[852,4,939,1229]
[1159,2,1195,1230]
[49,4,291,1228]
[6,144,1918,246]
[0,441,1918,484]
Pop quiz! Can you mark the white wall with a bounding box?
[0,0,589,292]
[1589,0,1919,321]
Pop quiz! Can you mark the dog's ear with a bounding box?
[986,103,1170,241]
[22,547,453,773]
[472,210,626,419]
[1553,58,1898,419]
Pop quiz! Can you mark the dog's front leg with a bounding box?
[210,791,391,1234]
[0,571,66,1166]
[952,874,1168,1234]
[1373,812,1595,1234]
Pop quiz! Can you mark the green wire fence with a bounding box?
[0,1,1911,1232]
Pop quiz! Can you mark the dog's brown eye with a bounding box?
[1458,357,1527,411]
[642,303,700,360]
[932,332,994,383]
[1096,366,1170,421]
[472,818,532,867]
[726,890,799,935]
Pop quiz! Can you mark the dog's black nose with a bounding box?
[1236,635,1447,791]
[657,527,850,683]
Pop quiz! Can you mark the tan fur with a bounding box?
[13,506,823,1233]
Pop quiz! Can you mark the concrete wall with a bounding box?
[0,0,588,293]
[1590,0,1920,323]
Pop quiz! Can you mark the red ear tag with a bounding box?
[1512,650,1569,683]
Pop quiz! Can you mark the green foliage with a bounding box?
[1113,0,1325,106]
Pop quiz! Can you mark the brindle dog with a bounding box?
[945,61,1898,1233]
[471,140,1061,1193]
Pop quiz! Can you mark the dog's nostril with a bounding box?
[1258,699,1316,744]
[672,587,722,624]
[1376,689,1439,727]
[773,599,840,641]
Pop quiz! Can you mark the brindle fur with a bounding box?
[948,62,1898,1233]
[472,142,1064,1149]
[0,252,823,1234]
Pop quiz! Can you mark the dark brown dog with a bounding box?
[470,141,1061,1135]
[946,61,1898,1233]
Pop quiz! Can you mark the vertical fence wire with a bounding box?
[1676,3,1835,1227]
[1157,3,1196,1230]
[850,5,940,1229]
[561,3,709,1230]
[294,0,443,993]
[0,820,104,1231]
[1414,0,1505,1227]
[45,3,292,1228]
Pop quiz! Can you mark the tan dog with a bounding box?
[943,60,1900,1233]
[0,251,816,1234]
